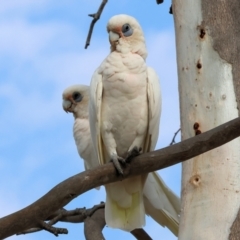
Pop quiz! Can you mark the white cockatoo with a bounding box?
[89,14,162,231]
[62,84,180,236]
[62,85,98,171]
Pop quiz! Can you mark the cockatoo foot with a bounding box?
[125,146,142,163]
[110,154,125,175]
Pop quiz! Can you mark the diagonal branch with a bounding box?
[169,128,181,145]
[85,0,108,49]
[1,117,240,239]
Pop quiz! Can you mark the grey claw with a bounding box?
[125,146,142,163]
[110,155,125,175]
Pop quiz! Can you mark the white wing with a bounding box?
[89,69,104,165]
[144,171,180,236]
[143,67,162,152]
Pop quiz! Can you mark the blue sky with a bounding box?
[0,0,181,239]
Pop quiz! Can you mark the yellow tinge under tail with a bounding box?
[105,176,146,232]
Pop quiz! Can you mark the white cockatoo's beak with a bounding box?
[62,99,72,113]
[109,31,120,42]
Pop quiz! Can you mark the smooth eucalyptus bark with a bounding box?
[172,0,240,239]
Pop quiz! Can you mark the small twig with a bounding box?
[169,4,173,14]
[38,220,68,236]
[17,219,68,236]
[87,202,105,217]
[17,204,104,236]
[85,0,108,49]
[169,128,181,145]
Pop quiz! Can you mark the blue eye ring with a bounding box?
[122,23,133,37]
[72,92,82,102]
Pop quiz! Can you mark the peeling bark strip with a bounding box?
[201,0,240,111]
[173,0,240,239]
[1,117,240,239]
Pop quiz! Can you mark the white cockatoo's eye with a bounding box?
[122,23,133,37]
[72,92,82,102]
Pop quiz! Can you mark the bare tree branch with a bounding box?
[38,220,68,236]
[17,217,68,236]
[17,203,105,235]
[84,208,106,240]
[1,117,240,239]
[156,0,164,4]
[85,0,108,49]
[169,128,181,145]
[19,203,151,240]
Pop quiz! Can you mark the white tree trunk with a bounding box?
[172,0,240,239]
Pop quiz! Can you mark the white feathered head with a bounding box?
[107,14,147,59]
[62,84,89,119]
